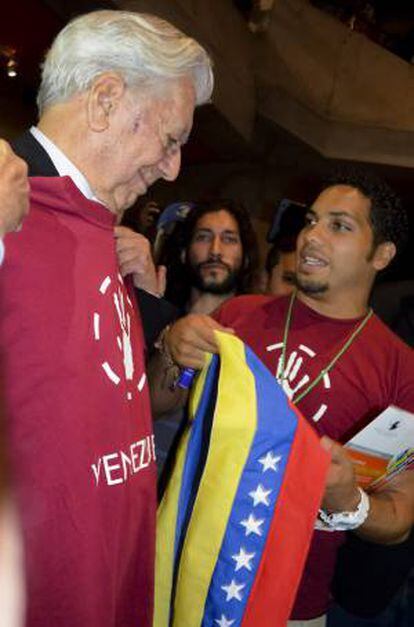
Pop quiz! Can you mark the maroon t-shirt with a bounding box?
[215,294,414,619]
[0,177,156,626]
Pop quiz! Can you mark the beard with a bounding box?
[187,260,241,295]
[294,274,329,295]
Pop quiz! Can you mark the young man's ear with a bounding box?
[372,241,396,271]
[87,73,126,132]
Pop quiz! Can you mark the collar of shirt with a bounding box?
[0,239,4,266]
[30,126,105,207]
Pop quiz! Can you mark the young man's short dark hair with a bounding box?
[323,167,409,253]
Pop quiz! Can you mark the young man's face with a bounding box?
[187,210,244,295]
[296,185,393,301]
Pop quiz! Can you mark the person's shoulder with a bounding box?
[372,313,413,349]
[371,315,414,410]
[224,293,274,310]
[214,294,281,325]
[11,130,58,177]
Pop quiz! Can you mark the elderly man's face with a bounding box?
[102,78,195,213]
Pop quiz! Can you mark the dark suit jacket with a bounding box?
[12,129,58,177]
[12,130,178,349]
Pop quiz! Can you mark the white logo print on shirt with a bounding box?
[266,341,330,423]
[93,273,146,400]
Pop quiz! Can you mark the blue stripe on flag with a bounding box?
[202,345,298,626]
[174,355,219,560]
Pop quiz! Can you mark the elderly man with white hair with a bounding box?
[1,10,213,627]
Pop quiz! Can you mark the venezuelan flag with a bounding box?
[155,332,329,627]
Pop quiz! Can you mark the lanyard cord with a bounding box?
[279,291,373,404]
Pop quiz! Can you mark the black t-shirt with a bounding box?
[332,528,414,617]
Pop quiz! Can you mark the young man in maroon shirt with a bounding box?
[149,170,414,625]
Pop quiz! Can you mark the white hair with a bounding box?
[37,10,214,114]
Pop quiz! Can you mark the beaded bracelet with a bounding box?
[154,325,180,389]
[154,325,174,366]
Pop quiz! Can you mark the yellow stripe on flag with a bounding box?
[173,332,257,626]
[154,356,211,627]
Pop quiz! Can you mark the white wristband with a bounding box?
[315,487,370,532]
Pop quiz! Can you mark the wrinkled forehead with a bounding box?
[154,78,196,131]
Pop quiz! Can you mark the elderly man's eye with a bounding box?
[167,135,180,154]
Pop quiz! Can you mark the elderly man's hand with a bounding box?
[0,140,29,238]
[165,314,234,370]
[114,226,166,297]
[320,436,361,513]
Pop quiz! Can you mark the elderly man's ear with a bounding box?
[87,73,127,132]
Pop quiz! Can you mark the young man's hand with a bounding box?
[165,314,234,369]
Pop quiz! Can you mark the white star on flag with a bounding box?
[232,546,255,572]
[249,483,272,507]
[258,451,281,472]
[221,579,246,602]
[240,513,264,536]
[215,615,235,627]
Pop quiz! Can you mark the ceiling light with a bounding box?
[7,57,17,78]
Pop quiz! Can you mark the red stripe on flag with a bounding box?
[242,409,330,627]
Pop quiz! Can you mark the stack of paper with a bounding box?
[345,406,414,491]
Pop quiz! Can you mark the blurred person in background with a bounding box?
[265,239,297,296]
[122,197,161,243]
[265,198,306,296]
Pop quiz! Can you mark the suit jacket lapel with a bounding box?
[11,130,59,177]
